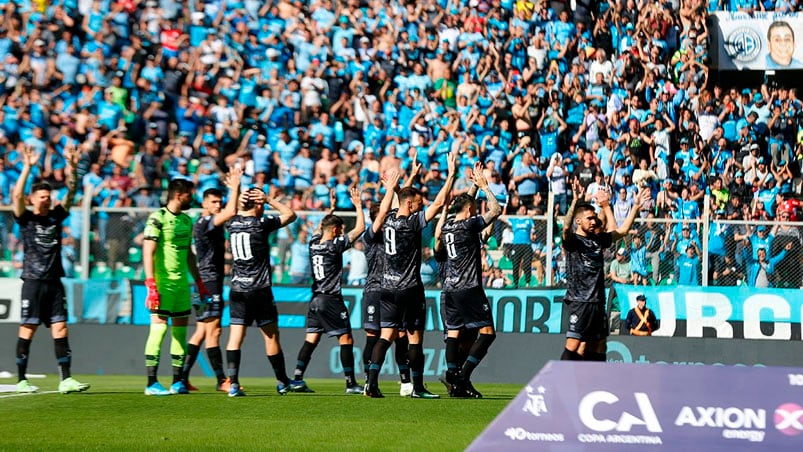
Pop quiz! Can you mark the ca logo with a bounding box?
[578,391,663,433]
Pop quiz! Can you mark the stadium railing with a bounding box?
[1,193,802,289]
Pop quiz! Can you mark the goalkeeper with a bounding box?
[142,179,209,396]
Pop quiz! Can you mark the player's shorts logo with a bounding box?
[775,403,803,436]
[21,299,30,309]
[367,305,375,315]
[340,311,348,320]
[724,27,762,63]
[569,314,578,324]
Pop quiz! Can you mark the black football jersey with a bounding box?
[227,214,282,292]
[562,232,613,304]
[14,205,69,280]
[362,227,384,293]
[309,234,351,295]
[441,215,487,291]
[381,210,427,290]
[193,215,225,284]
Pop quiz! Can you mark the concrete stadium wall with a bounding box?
[2,325,802,384]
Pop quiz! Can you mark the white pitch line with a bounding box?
[0,390,60,399]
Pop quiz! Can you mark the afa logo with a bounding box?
[725,27,762,62]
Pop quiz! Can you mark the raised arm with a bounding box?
[403,151,422,189]
[433,199,450,254]
[252,190,297,227]
[346,187,365,243]
[213,165,243,227]
[562,179,585,242]
[424,151,458,222]
[13,146,37,217]
[467,161,482,197]
[611,188,651,242]
[473,164,502,224]
[61,145,81,211]
[372,169,401,233]
[595,187,616,233]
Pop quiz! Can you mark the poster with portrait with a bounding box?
[714,11,803,71]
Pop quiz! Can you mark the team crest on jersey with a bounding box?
[34,224,59,246]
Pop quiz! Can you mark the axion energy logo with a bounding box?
[775,403,803,436]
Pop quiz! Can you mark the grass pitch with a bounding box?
[0,375,519,451]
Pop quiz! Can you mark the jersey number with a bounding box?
[384,227,397,255]
[444,233,457,259]
[230,232,253,261]
[312,255,325,280]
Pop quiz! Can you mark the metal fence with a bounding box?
[3,194,803,290]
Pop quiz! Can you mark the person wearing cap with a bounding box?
[674,239,700,285]
[728,169,751,204]
[672,223,700,255]
[624,295,659,336]
[749,224,775,261]
[609,247,633,284]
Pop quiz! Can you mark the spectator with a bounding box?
[675,242,701,286]
[609,248,633,285]
[747,244,792,288]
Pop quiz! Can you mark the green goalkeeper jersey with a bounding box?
[143,207,193,285]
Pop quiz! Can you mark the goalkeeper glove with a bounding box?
[145,278,160,311]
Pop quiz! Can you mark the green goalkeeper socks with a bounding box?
[170,326,187,368]
[145,323,168,367]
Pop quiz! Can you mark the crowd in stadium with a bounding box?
[1,0,803,289]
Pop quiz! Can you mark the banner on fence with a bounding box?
[6,277,803,341]
[615,284,803,340]
[131,285,571,333]
[469,361,803,450]
[714,11,803,70]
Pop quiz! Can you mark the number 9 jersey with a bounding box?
[381,209,427,290]
[226,214,282,292]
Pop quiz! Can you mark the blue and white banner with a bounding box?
[615,284,803,340]
[469,361,803,450]
[714,12,803,70]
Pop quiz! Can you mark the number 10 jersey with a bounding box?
[227,214,282,292]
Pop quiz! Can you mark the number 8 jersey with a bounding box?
[441,215,487,292]
[309,234,351,295]
[226,214,282,292]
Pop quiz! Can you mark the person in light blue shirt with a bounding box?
[747,244,790,287]
[55,45,81,85]
[290,146,315,192]
[630,235,649,286]
[505,208,535,287]
[675,244,700,285]
[288,228,311,285]
[749,226,774,261]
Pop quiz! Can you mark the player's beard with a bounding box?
[180,198,192,210]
